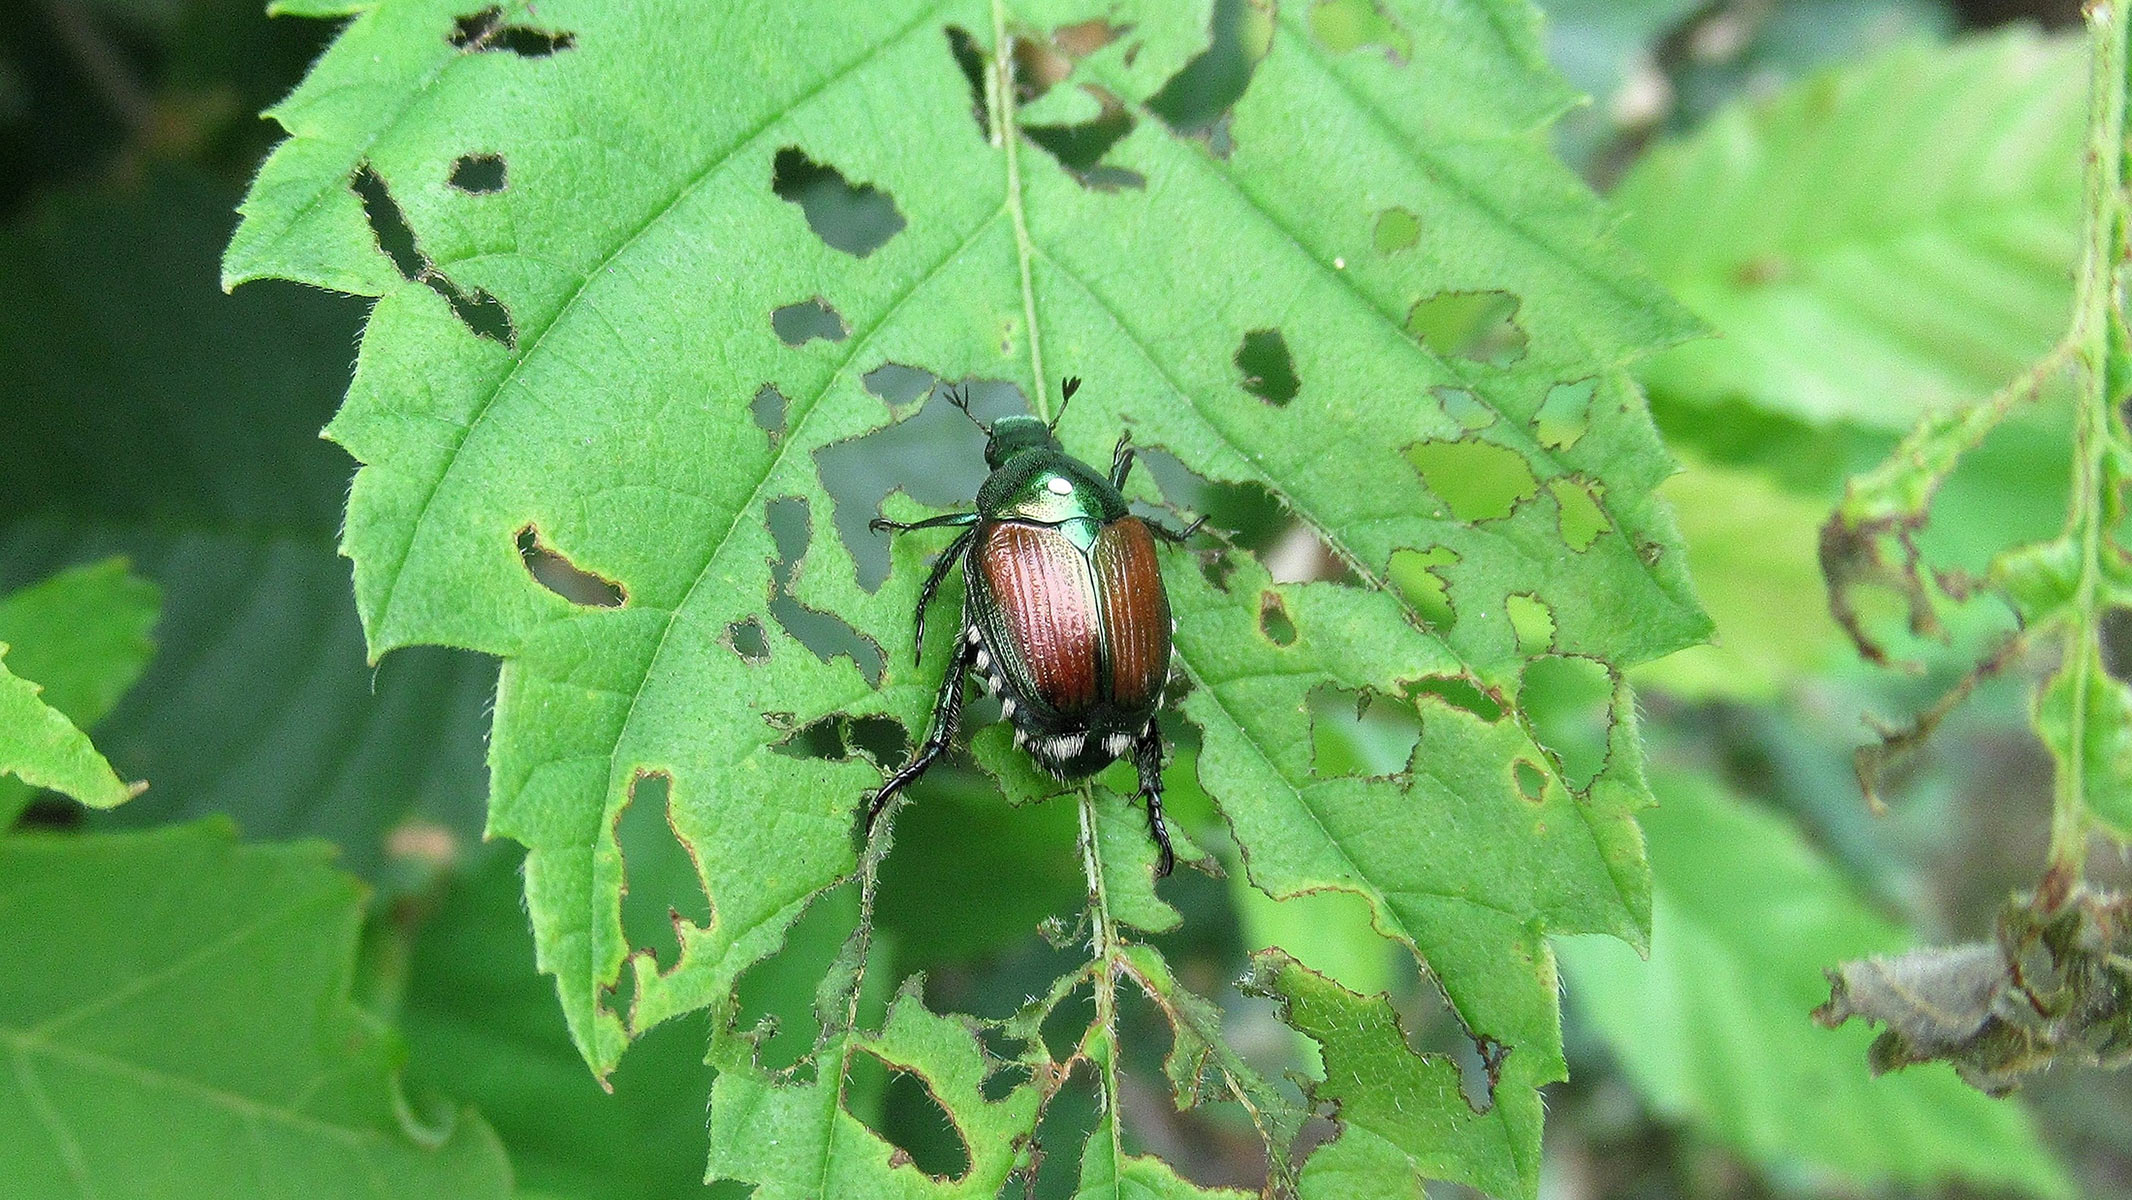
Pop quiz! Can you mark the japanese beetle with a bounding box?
[867,378,1201,876]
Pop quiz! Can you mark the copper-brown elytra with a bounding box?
[867,377,1201,876]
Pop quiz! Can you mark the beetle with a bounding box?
[865,377,1202,876]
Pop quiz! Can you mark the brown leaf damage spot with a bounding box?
[352,162,516,346]
[517,523,625,607]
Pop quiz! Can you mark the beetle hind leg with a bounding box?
[865,614,979,833]
[1130,722,1176,879]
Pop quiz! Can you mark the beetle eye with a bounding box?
[1045,476,1073,495]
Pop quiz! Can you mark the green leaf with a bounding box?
[2033,646,2132,837]
[0,171,494,877]
[0,821,512,1200]
[1248,950,1521,1200]
[705,978,1042,1198]
[0,558,160,735]
[0,559,159,820]
[1619,30,2085,428]
[0,651,137,811]
[1631,456,1846,699]
[225,0,1706,1186]
[1555,771,2073,1199]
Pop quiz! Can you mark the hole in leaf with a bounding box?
[516,524,625,607]
[1148,0,1273,155]
[1308,0,1412,59]
[449,6,575,55]
[772,297,849,346]
[944,26,991,136]
[1023,87,1146,191]
[847,715,910,765]
[616,770,710,973]
[816,376,1016,590]
[1535,378,1596,451]
[863,362,935,408]
[1512,759,1547,804]
[2105,607,2132,682]
[1373,206,1420,253]
[1405,674,1503,722]
[768,712,909,768]
[1405,291,1526,365]
[353,163,425,278]
[1258,590,1296,646]
[1309,684,1420,778]
[1431,385,1495,432]
[768,713,848,760]
[751,383,789,445]
[1405,439,1539,523]
[1389,547,1457,631]
[1521,655,1613,790]
[1505,593,1554,656]
[1235,328,1299,407]
[844,1053,974,1180]
[448,153,506,193]
[766,496,885,685]
[726,617,770,664]
[1550,477,1612,551]
[1039,986,1097,1063]
[772,146,907,258]
[351,163,517,347]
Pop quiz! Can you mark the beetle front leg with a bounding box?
[1109,432,1137,490]
[864,618,979,833]
[1130,723,1177,878]
[870,511,979,535]
[909,527,977,664]
[1145,514,1205,545]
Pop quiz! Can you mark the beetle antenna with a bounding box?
[1051,376,1081,432]
[943,381,989,433]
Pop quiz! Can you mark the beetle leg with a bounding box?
[910,526,977,664]
[1131,723,1177,879]
[1109,432,1136,489]
[1145,514,1206,545]
[870,511,980,535]
[865,615,979,833]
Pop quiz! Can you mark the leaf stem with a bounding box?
[2050,0,2130,880]
[1074,786,1129,1179]
[989,0,1050,421]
